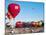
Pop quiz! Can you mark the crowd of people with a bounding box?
[5,20,44,34]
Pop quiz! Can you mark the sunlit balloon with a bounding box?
[8,3,20,18]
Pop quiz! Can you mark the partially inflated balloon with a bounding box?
[16,21,24,28]
[8,3,20,18]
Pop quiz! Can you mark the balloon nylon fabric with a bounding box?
[8,3,20,18]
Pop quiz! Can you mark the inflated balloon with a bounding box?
[16,21,24,28]
[8,3,20,18]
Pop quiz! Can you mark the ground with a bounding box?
[5,27,44,35]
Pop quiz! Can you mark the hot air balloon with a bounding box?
[16,21,24,28]
[6,3,20,28]
[8,3,20,18]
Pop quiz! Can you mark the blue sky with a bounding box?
[5,0,44,24]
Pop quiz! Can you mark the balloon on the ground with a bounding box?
[16,21,24,28]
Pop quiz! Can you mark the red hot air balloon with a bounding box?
[16,21,24,28]
[8,3,20,18]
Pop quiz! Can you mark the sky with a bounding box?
[5,0,44,24]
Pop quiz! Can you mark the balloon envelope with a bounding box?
[8,3,20,18]
[16,21,24,28]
